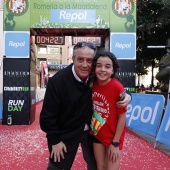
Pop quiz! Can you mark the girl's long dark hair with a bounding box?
[89,50,120,86]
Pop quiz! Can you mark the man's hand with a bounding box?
[51,141,67,162]
[116,93,131,108]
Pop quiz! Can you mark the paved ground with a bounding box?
[131,129,170,156]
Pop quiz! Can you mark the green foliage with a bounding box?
[136,0,170,76]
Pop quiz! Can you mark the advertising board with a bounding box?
[126,93,165,137]
[3,58,30,125]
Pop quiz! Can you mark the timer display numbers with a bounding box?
[72,36,101,46]
[35,36,65,45]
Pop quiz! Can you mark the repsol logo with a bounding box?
[9,41,25,48]
[59,10,87,22]
[115,42,131,50]
[126,101,160,126]
[51,9,96,23]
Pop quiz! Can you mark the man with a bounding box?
[40,42,131,170]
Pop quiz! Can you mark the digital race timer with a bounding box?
[72,36,101,46]
[35,35,65,45]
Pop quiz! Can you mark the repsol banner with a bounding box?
[3,0,136,32]
[118,60,136,93]
[110,33,136,92]
[30,0,109,29]
[3,58,30,125]
[156,101,170,147]
[126,93,165,137]
[4,31,30,58]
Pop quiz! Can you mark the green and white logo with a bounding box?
[112,0,134,18]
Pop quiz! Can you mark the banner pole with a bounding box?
[147,46,170,49]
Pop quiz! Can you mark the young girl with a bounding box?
[90,51,127,170]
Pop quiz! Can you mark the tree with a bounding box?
[136,0,170,86]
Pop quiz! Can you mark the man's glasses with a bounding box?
[74,42,97,51]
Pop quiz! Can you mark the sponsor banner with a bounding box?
[4,31,30,58]
[110,33,136,59]
[118,60,136,92]
[30,0,110,29]
[156,101,170,147]
[3,0,136,32]
[126,93,165,137]
[4,86,29,91]
[3,0,30,31]
[109,0,136,32]
[3,58,30,125]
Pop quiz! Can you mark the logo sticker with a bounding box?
[6,0,29,16]
[112,0,134,18]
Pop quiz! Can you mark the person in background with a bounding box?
[90,51,127,170]
[141,83,145,91]
[40,42,131,170]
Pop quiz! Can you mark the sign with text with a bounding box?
[51,9,96,23]
[72,36,101,46]
[35,35,65,45]
[110,33,136,59]
[3,58,30,125]
[4,31,30,58]
[126,93,165,137]
[118,60,136,92]
[30,0,110,29]
[156,101,170,147]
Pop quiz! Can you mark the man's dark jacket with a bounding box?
[40,64,93,149]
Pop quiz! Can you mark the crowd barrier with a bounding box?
[0,92,170,148]
[126,93,170,148]
[156,101,170,147]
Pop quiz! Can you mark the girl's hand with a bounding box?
[108,144,120,163]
